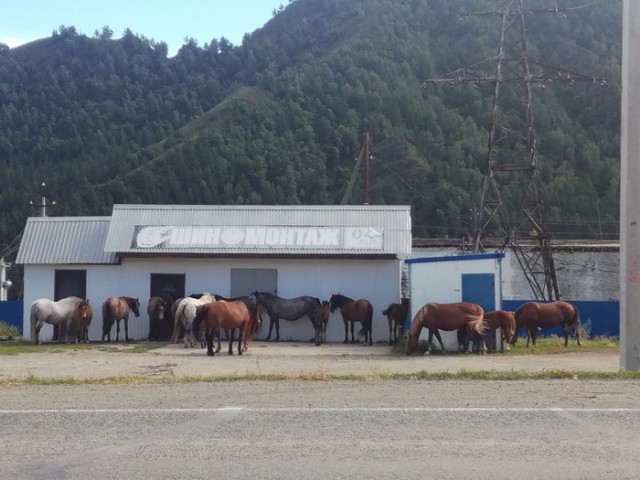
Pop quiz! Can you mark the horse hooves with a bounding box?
[207,350,215,356]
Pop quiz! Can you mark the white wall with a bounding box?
[22,257,402,344]
[407,256,502,350]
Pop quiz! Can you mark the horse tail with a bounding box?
[571,304,581,327]
[29,303,39,342]
[101,301,110,334]
[382,306,390,316]
[191,305,208,339]
[467,306,486,335]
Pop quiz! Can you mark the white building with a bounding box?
[16,204,412,343]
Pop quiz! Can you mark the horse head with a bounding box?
[131,298,141,317]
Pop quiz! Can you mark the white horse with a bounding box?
[30,296,83,344]
[170,293,216,347]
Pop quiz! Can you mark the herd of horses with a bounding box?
[28,292,582,356]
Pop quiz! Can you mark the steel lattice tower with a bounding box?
[423,0,606,300]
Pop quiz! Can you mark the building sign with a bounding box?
[132,226,384,250]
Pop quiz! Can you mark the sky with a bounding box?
[0,0,288,57]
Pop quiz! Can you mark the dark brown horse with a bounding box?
[192,300,260,356]
[382,298,409,345]
[309,301,330,346]
[513,301,581,347]
[405,302,486,355]
[458,309,516,353]
[328,293,374,345]
[101,296,141,342]
[72,299,93,344]
[147,296,166,341]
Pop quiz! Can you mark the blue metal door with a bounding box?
[462,273,496,350]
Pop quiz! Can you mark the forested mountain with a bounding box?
[0,0,622,263]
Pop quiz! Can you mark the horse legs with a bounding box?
[350,321,356,344]
[205,330,215,356]
[227,329,235,355]
[343,319,349,344]
[388,319,393,346]
[115,319,121,342]
[430,329,445,352]
[34,321,44,345]
[124,317,130,342]
[237,328,244,356]
[574,322,582,346]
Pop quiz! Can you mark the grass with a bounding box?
[0,321,20,339]
[1,368,639,387]
[392,334,619,356]
[0,334,632,387]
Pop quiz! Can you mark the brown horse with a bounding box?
[101,296,141,342]
[329,293,374,345]
[382,298,409,346]
[72,299,93,343]
[405,302,486,355]
[309,301,330,346]
[147,296,166,341]
[212,294,262,352]
[513,301,581,347]
[458,309,516,353]
[192,300,260,356]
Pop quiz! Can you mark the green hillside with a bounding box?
[0,0,622,294]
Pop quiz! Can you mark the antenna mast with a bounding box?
[423,0,605,300]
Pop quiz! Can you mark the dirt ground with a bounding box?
[0,340,623,381]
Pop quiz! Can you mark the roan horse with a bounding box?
[405,302,486,355]
[252,292,321,341]
[328,293,374,345]
[457,309,516,353]
[30,296,84,344]
[72,299,93,344]
[101,296,141,342]
[170,293,216,347]
[513,301,581,347]
[308,301,330,346]
[147,296,166,341]
[382,298,409,346]
[192,299,261,356]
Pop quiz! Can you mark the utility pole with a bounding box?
[0,258,11,301]
[29,182,55,217]
[341,132,372,205]
[423,0,604,301]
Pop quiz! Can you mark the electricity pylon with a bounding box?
[423,0,605,300]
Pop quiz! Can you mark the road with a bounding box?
[1,380,639,479]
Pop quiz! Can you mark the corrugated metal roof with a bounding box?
[104,204,412,256]
[16,217,118,265]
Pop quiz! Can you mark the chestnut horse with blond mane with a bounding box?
[458,309,516,353]
[405,302,486,355]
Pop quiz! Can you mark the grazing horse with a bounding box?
[30,296,83,344]
[252,292,321,341]
[309,301,330,346]
[192,299,260,356]
[458,309,516,353]
[72,299,93,343]
[513,301,581,347]
[405,302,486,355]
[101,296,141,342]
[382,298,409,345]
[328,293,374,345]
[147,296,166,341]
[170,293,216,347]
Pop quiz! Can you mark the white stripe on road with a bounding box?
[0,407,639,414]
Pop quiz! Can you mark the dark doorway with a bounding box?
[149,274,185,341]
[54,270,87,341]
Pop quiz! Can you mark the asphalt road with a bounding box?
[2,381,639,480]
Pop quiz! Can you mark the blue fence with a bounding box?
[0,301,23,334]
[503,300,619,338]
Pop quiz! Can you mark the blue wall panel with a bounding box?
[0,301,23,334]
[503,300,619,338]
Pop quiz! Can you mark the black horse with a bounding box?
[252,292,321,341]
